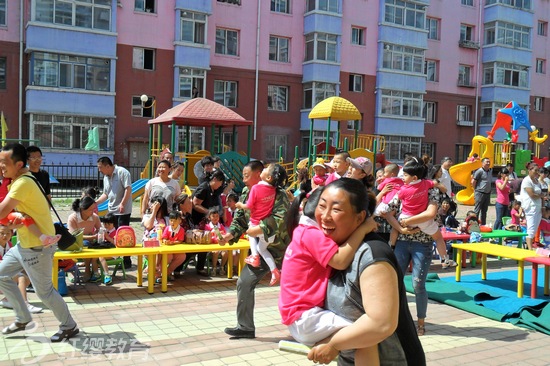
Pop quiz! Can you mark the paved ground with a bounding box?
[1,200,549,365]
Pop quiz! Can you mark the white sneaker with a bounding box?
[1,299,13,309]
[26,303,43,314]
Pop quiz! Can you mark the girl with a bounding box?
[159,211,186,282]
[510,200,527,232]
[204,208,228,276]
[236,163,287,285]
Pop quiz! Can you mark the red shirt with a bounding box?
[247,181,276,225]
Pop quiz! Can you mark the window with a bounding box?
[32,52,110,91]
[534,97,544,112]
[485,0,531,10]
[423,101,437,123]
[269,36,290,62]
[484,62,528,87]
[132,48,155,70]
[457,105,471,123]
[347,120,362,130]
[0,0,5,26]
[380,90,423,118]
[383,135,422,161]
[349,74,363,92]
[303,82,336,109]
[178,68,205,99]
[181,11,206,44]
[30,114,112,150]
[536,59,546,74]
[217,0,241,5]
[461,0,473,5]
[351,27,365,45]
[424,60,438,82]
[135,0,155,13]
[306,0,338,13]
[538,21,548,36]
[384,0,426,30]
[132,95,154,117]
[35,0,111,31]
[305,33,337,62]
[271,0,289,13]
[426,17,440,40]
[0,57,5,89]
[267,85,288,111]
[215,28,238,56]
[458,65,472,86]
[382,44,424,74]
[265,134,288,160]
[214,80,237,107]
[460,24,474,41]
[484,21,531,49]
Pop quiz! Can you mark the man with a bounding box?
[220,160,290,339]
[191,169,225,276]
[26,146,51,201]
[198,156,215,184]
[472,157,493,225]
[0,143,78,341]
[95,157,133,268]
[440,157,453,196]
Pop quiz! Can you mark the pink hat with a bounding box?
[347,156,373,176]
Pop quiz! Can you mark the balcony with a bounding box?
[456,120,474,127]
[459,40,480,49]
[457,79,477,88]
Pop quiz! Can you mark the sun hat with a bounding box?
[347,157,373,176]
[311,158,327,170]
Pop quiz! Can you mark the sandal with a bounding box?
[2,321,31,335]
[416,324,426,336]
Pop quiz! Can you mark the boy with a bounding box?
[324,151,351,185]
[204,208,228,276]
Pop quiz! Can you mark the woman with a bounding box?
[494,168,510,230]
[307,179,424,365]
[141,160,181,216]
[67,196,109,283]
[520,163,543,250]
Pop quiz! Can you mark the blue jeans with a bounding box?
[393,240,432,320]
[494,202,509,230]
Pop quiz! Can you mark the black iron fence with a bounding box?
[42,164,145,198]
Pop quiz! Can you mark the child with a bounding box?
[538,207,550,247]
[279,186,379,364]
[510,200,527,231]
[324,151,350,185]
[374,163,403,216]
[0,212,61,247]
[157,211,186,282]
[236,163,287,285]
[393,158,457,268]
[466,153,480,163]
[310,158,328,191]
[97,213,118,285]
[439,197,459,228]
[224,193,239,230]
[204,208,228,276]
[82,186,99,215]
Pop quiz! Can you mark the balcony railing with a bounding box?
[458,40,480,49]
[456,120,474,127]
[457,79,477,88]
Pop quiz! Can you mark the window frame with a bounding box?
[424,59,438,82]
[457,104,471,123]
[306,0,338,13]
[267,85,289,112]
[460,24,474,41]
[215,28,239,56]
[458,65,472,86]
[269,35,290,63]
[271,0,290,14]
[214,80,238,108]
[0,57,6,90]
[135,0,156,13]
[132,95,154,118]
[380,89,423,118]
[35,0,112,31]
[178,68,205,99]
[426,17,440,40]
[265,134,288,160]
[536,59,546,74]
[0,0,6,26]
[303,81,336,109]
[534,97,544,112]
[351,26,366,46]
[461,0,474,6]
[180,11,207,45]
[348,74,363,92]
[384,0,426,30]
[305,32,338,62]
[423,101,437,124]
[538,21,548,37]
[382,44,425,74]
[132,47,155,70]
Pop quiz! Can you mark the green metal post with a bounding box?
[354,120,359,149]
[343,138,348,152]
[308,119,314,169]
[232,125,237,151]
[336,121,341,150]
[171,121,176,155]
[158,125,163,152]
[294,146,299,173]
[373,139,378,165]
[325,117,331,155]
[148,124,153,178]
[217,126,222,154]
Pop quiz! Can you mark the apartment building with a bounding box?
[0,0,549,167]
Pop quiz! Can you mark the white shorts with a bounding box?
[399,213,439,236]
[288,307,352,346]
[374,202,391,216]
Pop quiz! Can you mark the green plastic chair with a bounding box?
[502,216,512,226]
[99,257,126,279]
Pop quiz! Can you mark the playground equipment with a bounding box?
[449,136,494,205]
[97,178,149,216]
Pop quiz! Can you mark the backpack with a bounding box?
[115,226,136,248]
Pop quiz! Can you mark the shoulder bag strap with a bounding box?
[21,174,65,225]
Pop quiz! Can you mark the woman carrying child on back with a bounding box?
[236,163,287,286]
[390,158,457,268]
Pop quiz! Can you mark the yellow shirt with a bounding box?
[8,173,55,248]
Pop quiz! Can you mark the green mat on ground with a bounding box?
[404,273,550,335]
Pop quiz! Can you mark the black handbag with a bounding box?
[24,175,78,251]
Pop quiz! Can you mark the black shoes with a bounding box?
[50,326,79,342]
[2,321,32,335]
[224,327,255,339]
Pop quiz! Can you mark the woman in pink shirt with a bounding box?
[494,168,511,230]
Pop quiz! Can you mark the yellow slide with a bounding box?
[449,136,494,205]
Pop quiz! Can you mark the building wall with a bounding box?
[0,40,21,139]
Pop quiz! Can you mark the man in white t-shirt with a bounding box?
[440,157,453,196]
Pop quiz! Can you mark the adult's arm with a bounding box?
[119,185,132,214]
[308,261,399,364]
[0,196,19,221]
[222,188,250,243]
[67,213,78,233]
[96,192,108,205]
[496,176,508,191]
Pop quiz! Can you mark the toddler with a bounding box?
[205,208,228,276]
[393,158,457,268]
[0,212,60,247]
[236,163,287,286]
[538,207,550,247]
[324,151,350,185]
[510,200,527,231]
[310,158,328,190]
[374,163,403,216]
[97,213,118,285]
[157,211,186,282]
